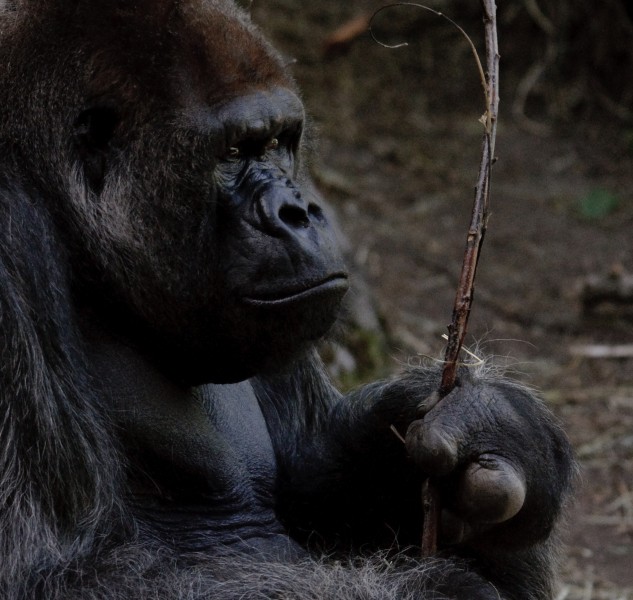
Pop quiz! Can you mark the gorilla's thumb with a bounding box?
[454,456,526,524]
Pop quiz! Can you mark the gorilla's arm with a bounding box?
[254,355,430,548]
[253,352,575,600]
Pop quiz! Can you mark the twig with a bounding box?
[420,479,441,553]
[432,0,499,556]
[370,0,500,557]
[370,4,490,111]
[439,0,498,398]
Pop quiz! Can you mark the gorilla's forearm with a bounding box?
[256,360,574,599]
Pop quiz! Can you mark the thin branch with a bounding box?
[370,3,490,114]
[440,0,498,405]
[370,0,500,557]
[429,0,500,555]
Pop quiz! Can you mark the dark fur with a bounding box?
[0,1,574,599]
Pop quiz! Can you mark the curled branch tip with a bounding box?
[369,2,490,117]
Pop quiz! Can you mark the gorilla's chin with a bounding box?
[161,284,348,386]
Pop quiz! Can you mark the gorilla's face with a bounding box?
[64,2,348,384]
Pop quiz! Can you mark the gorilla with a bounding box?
[0,1,573,599]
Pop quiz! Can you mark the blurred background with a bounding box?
[247,1,633,597]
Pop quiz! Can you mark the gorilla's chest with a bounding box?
[125,381,288,554]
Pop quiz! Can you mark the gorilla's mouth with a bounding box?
[243,274,349,307]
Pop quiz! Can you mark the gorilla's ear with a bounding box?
[74,106,120,151]
[73,106,120,192]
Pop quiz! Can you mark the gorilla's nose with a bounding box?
[258,179,326,238]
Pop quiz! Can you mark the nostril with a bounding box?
[279,204,310,228]
[308,203,324,221]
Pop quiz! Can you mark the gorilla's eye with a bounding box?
[74,106,120,151]
[226,138,281,161]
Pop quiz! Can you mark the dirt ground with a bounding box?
[251,2,633,597]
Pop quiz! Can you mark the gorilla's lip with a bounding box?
[242,274,349,307]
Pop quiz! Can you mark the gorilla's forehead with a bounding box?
[0,0,295,109]
[176,1,295,101]
[77,0,295,107]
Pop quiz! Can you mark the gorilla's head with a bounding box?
[0,0,348,384]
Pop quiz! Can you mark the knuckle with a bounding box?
[405,424,459,475]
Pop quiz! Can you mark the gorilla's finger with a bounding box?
[438,509,472,546]
[453,455,526,524]
[414,390,442,418]
[405,417,459,476]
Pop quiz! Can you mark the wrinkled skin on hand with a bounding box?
[406,378,553,546]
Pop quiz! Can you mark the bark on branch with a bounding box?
[370,0,500,556]
[425,0,500,556]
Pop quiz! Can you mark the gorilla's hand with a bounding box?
[404,375,572,548]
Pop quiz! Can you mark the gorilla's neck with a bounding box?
[79,316,284,553]
[82,322,219,482]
